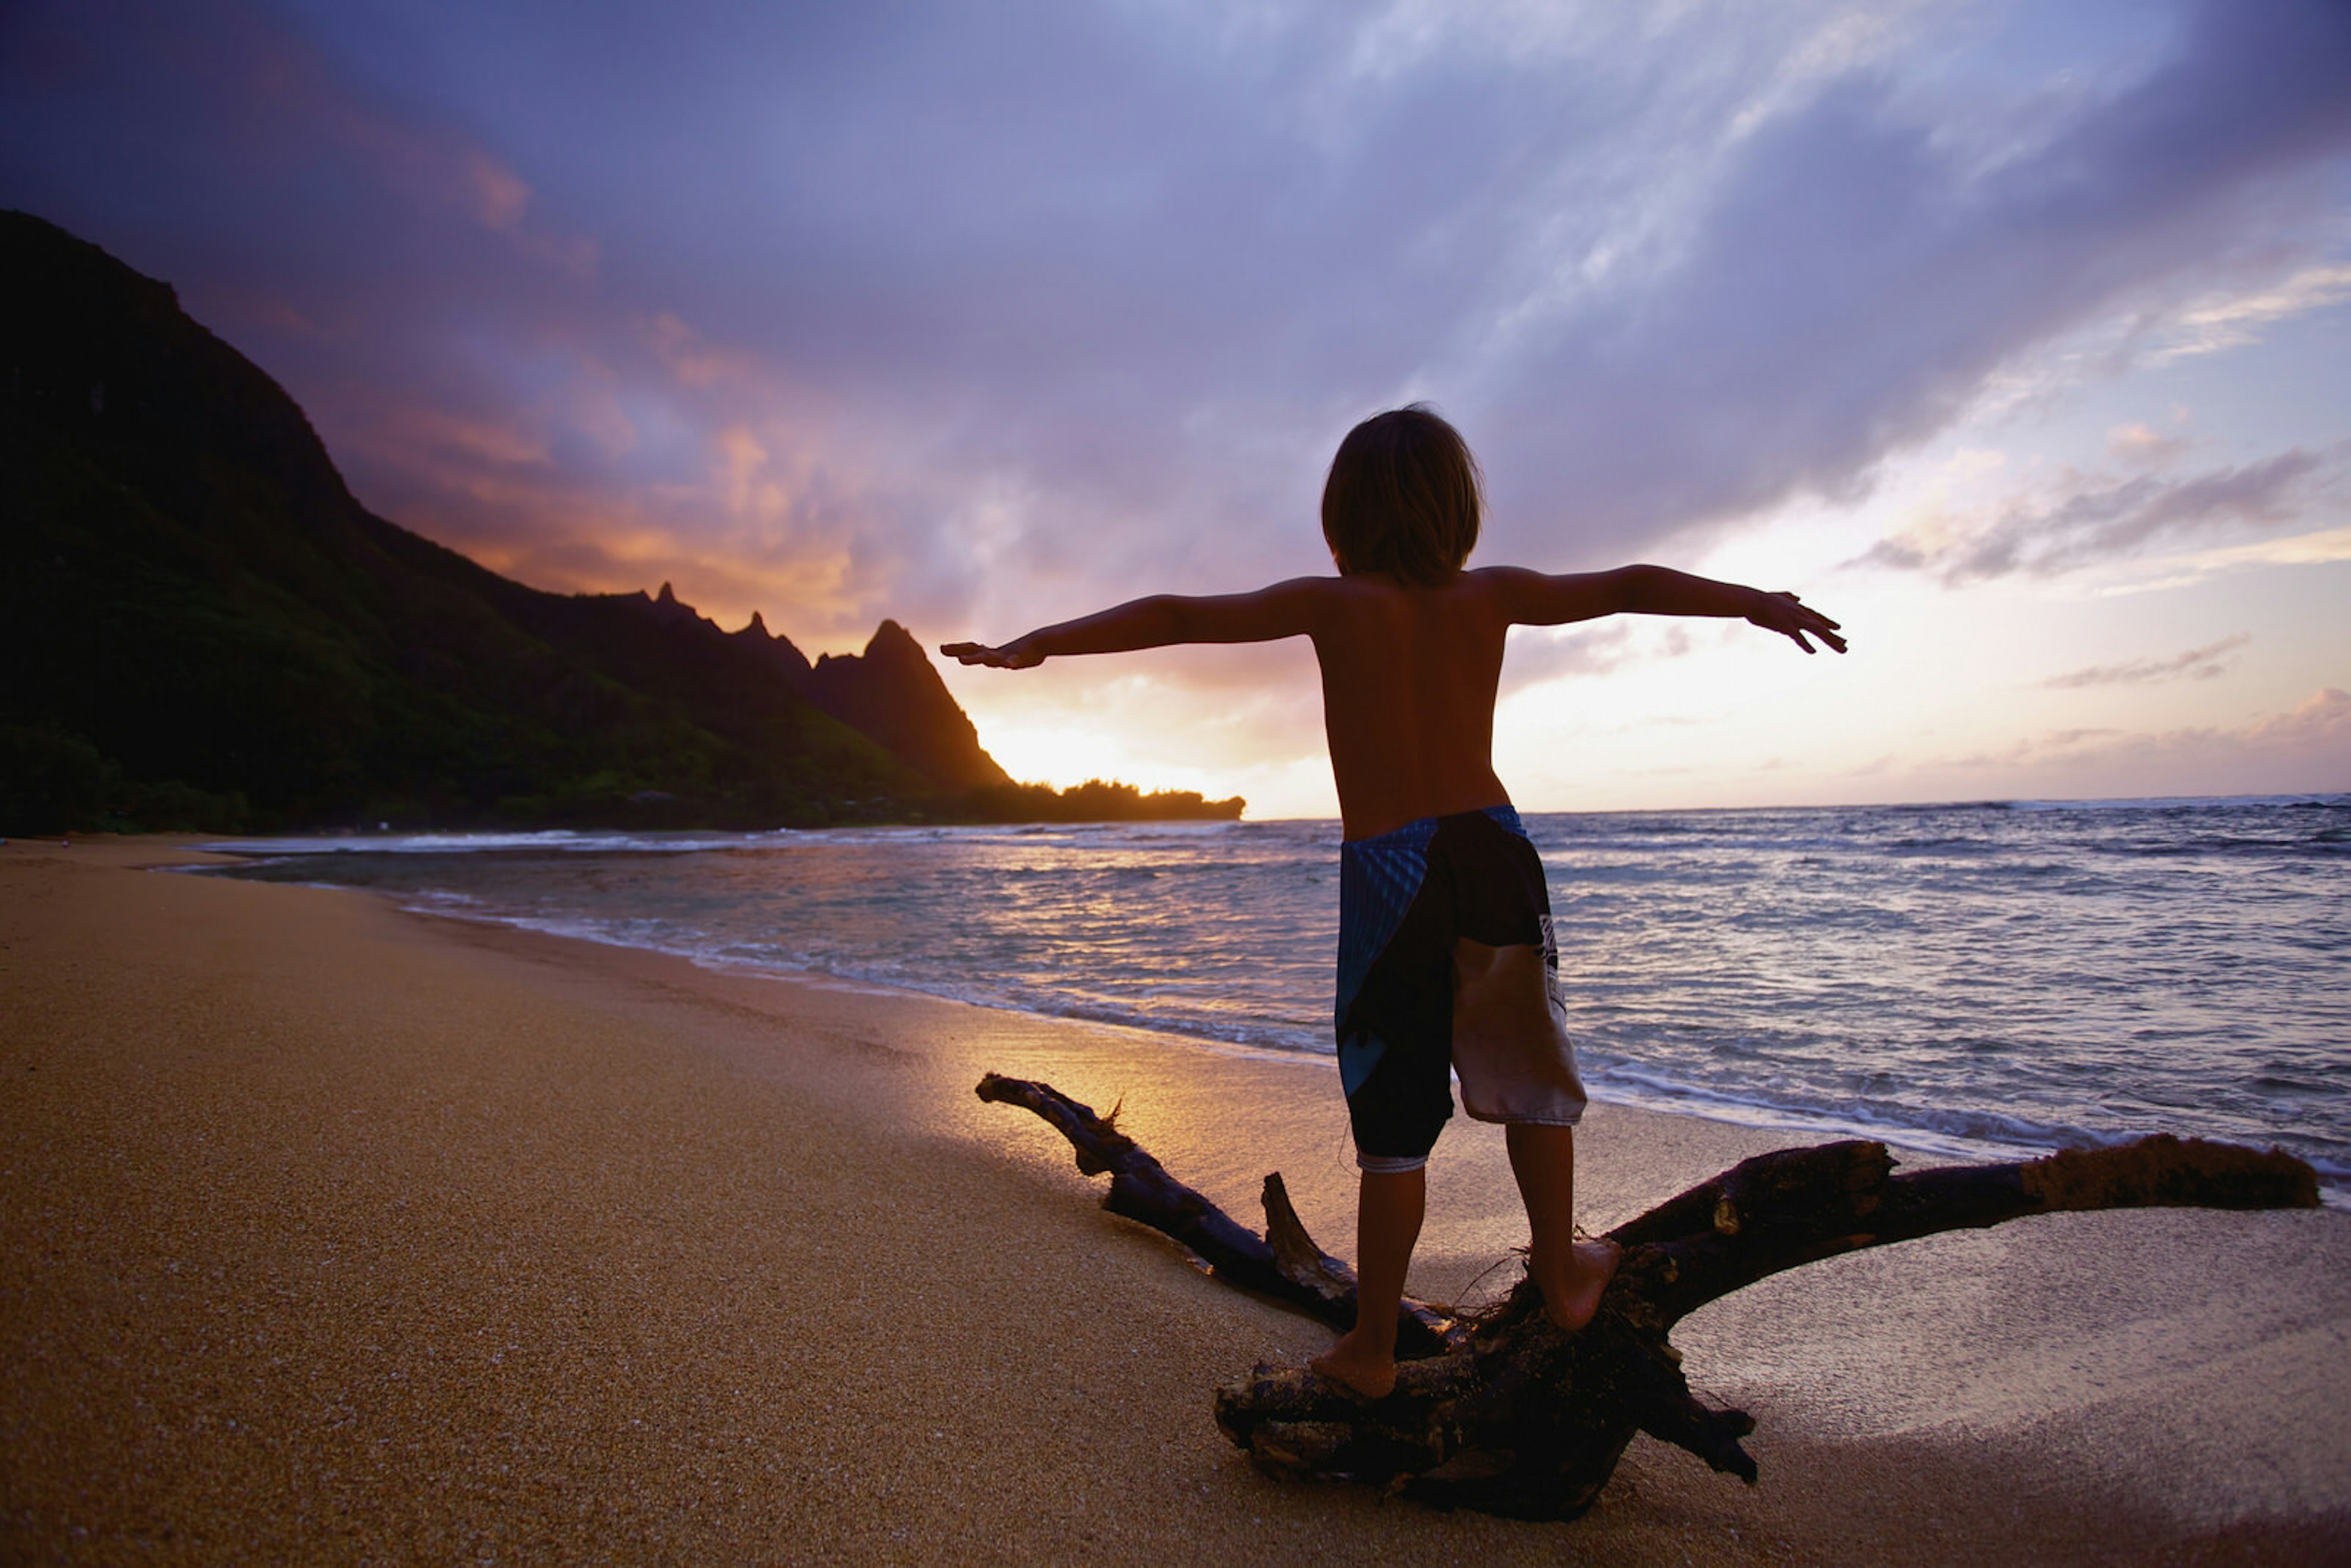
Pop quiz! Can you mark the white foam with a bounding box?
[202,830,765,856]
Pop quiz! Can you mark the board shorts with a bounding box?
[1335,805,1588,1173]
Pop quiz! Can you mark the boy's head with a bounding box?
[1321,404,1483,585]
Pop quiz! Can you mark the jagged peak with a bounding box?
[644,580,703,625]
[863,618,924,662]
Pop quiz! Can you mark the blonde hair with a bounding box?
[1320,405,1483,585]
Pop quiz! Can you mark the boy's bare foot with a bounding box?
[1310,1328,1397,1400]
[1532,1237,1621,1334]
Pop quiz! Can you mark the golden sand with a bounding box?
[2,838,2345,1563]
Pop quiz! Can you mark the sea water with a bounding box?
[201,796,2351,1196]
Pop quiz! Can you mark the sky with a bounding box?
[5,0,2347,817]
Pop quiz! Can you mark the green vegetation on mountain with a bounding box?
[0,212,1241,835]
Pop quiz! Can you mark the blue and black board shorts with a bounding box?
[1335,805,1588,1172]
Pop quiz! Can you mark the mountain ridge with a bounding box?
[0,211,1239,833]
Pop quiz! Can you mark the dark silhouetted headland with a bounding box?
[0,213,1240,833]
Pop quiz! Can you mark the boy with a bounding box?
[944,406,1845,1399]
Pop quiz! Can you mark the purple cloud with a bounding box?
[3,0,2347,642]
[1861,446,2328,581]
[1464,0,2351,562]
[2041,635,2251,690]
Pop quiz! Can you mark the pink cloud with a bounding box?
[1893,688,2350,800]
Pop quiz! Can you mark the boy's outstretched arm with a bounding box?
[942,578,1328,669]
[1488,564,1848,654]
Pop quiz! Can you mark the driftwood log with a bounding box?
[976,1070,2320,1521]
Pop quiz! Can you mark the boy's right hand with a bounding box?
[1745,591,1847,655]
[940,639,1044,669]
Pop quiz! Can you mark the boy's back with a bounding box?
[1302,570,1513,842]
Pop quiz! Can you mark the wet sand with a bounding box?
[2,836,2345,1564]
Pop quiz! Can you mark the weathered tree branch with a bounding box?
[1615,1134,2318,1326]
[979,1071,2320,1520]
[974,1073,1450,1356]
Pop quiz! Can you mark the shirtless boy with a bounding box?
[944,405,1847,1399]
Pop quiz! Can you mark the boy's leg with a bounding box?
[1505,1122,1619,1332]
[1309,1165,1425,1400]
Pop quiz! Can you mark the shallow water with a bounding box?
[203,794,2351,1195]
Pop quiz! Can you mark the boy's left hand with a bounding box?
[1748,592,1847,655]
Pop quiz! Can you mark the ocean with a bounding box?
[200,795,2351,1199]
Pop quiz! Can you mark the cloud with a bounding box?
[1499,621,1636,692]
[3,0,2349,683]
[2041,634,2249,689]
[2145,263,2351,364]
[1856,446,2331,582]
[2251,686,2351,749]
[1460,0,2351,561]
[1897,688,2351,800]
[2106,422,2188,467]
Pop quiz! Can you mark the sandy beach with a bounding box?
[3,838,2346,1564]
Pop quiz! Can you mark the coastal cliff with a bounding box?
[0,212,1234,832]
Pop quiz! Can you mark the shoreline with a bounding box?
[4,836,2346,1562]
[183,803,2351,1203]
[163,874,2351,1203]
